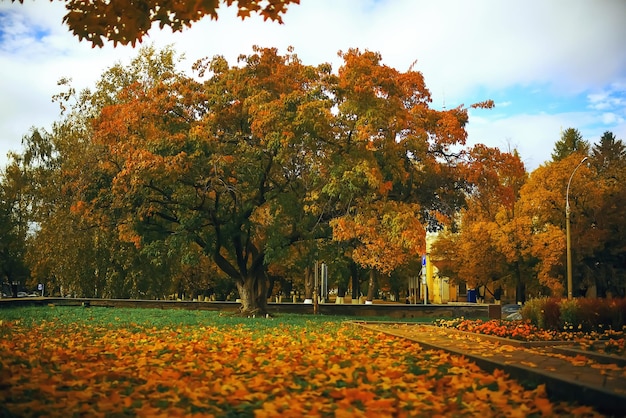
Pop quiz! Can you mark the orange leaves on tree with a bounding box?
[470,99,495,109]
[27,0,301,48]
[464,144,527,218]
[331,201,425,274]
[433,145,531,293]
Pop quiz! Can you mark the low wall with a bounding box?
[0,297,501,319]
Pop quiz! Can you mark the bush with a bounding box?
[576,297,600,332]
[522,297,626,332]
[609,298,626,330]
[558,298,579,331]
[520,298,545,328]
[542,297,561,330]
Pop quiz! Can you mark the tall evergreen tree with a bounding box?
[588,131,626,296]
[551,128,590,161]
[591,131,626,174]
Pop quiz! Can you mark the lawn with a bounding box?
[0,307,603,417]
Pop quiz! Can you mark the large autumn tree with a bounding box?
[15,45,496,311]
[517,152,595,297]
[73,46,333,314]
[12,0,301,47]
[326,50,492,300]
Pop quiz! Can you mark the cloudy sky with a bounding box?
[1,0,625,171]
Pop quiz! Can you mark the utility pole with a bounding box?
[566,156,588,300]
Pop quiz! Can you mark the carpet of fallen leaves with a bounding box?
[0,308,605,417]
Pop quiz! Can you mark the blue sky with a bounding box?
[1,0,625,171]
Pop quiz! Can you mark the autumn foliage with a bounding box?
[2,40,625,309]
[0,307,602,417]
[432,129,626,302]
[13,0,301,47]
[3,45,488,312]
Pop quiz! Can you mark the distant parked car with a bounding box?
[502,304,522,320]
[17,291,28,297]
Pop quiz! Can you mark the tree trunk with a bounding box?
[236,271,268,316]
[304,265,313,300]
[350,263,360,300]
[366,269,376,302]
[515,265,526,304]
[337,284,346,298]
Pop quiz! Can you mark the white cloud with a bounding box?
[588,91,625,111]
[1,0,625,170]
[601,113,622,125]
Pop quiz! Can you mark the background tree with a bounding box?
[327,50,490,300]
[0,160,30,296]
[587,131,626,296]
[74,46,334,314]
[518,153,598,297]
[432,145,529,302]
[551,128,590,161]
[12,0,301,47]
[20,47,193,299]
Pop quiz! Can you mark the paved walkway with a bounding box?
[355,322,626,417]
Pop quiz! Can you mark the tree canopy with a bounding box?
[1,45,493,313]
[2,43,625,307]
[433,127,626,301]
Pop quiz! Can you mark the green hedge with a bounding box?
[520,297,626,332]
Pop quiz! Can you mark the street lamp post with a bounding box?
[566,156,588,300]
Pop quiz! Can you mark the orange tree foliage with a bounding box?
[432,146,531,301]
[13,45,497,308]
[70,46,336,314]
[518,153,596,296]
[435,131,626,301]
[519,141,626,297]
[0,308,599,417]
[326,50,488,284]
[13,0,301,47]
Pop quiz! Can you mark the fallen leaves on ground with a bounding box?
[370,322,626,378]
[0,312,605,417]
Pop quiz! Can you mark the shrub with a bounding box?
[542,297,561,330]
[558,298,580,331]
[609,298,626,330]
[520,298,545,328]
[595,298,614,329]
[577,298,613,332]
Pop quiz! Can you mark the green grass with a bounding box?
[0,305,434,331]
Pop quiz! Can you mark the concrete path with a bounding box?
[356,322,626,417]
